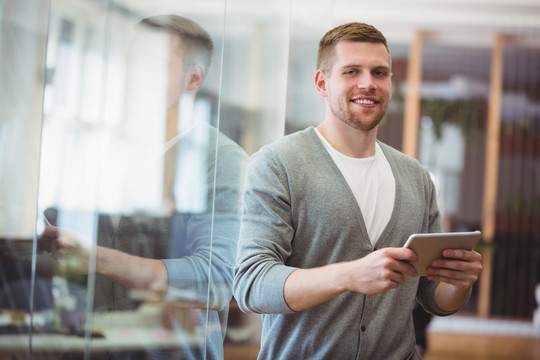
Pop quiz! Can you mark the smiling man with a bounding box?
[234,22,483,359]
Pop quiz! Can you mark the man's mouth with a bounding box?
[351,97,378,105]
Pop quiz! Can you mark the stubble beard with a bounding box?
[329,97,388,132]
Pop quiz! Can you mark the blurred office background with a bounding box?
[1,0,539,359]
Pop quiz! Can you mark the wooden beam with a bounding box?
[402,30,423,158]
[478,33,504,318]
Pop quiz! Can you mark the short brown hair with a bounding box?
[317,22,390,74]
[140,15,214,72]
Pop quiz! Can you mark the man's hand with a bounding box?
[429,248,483,312]
[40,225,93,275]
[342,248,419,295]
[161,302,202,334]
[427,249,483,289]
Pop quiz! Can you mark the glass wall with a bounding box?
[0,0,52,357]
[1,0,539,359]
[0,0,290,358]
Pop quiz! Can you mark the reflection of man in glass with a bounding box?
[44,15,247,359]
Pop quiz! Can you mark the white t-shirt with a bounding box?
[315,129,395,245]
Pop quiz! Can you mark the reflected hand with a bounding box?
[40,225,93,275]
[427,249,483,290]
[161,301,202,334]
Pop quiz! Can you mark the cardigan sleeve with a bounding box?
[233,147,298,314]
[164,138,248,311]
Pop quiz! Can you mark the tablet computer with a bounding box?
[403,231,482,276]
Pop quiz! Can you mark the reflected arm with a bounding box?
[94,246,168,294]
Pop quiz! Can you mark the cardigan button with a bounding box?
[361,325,366,332]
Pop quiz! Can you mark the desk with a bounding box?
[0,303,212,355]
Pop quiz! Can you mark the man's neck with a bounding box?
[176,93,199,135]
[316,120,377,158]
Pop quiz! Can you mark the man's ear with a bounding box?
[315,69,328,97]
[186,64,206,91]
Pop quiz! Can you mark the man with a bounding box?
[233,22,482,359]
[43,15,248,359]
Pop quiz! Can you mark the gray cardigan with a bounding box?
[234,127,456,360]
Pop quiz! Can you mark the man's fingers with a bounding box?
[427,269,479,289]
[41,225,59,238]
[376,248,418,276]
[380,247,419,262]
[432,254,483,274]
[441,248,482,262]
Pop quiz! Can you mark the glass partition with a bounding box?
[0,0,290,358]
[0,0,51,356]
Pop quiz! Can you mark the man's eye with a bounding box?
[374,70,388,77]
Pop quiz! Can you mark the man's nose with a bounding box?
[357,72,376,91]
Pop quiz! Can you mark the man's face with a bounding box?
[166,35,189,110]
[320,41,392,132]
[127,29,188,112]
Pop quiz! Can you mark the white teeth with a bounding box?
[353,99,375,105]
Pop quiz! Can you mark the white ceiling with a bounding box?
[335,0,540,47]
[113,0,540,48]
